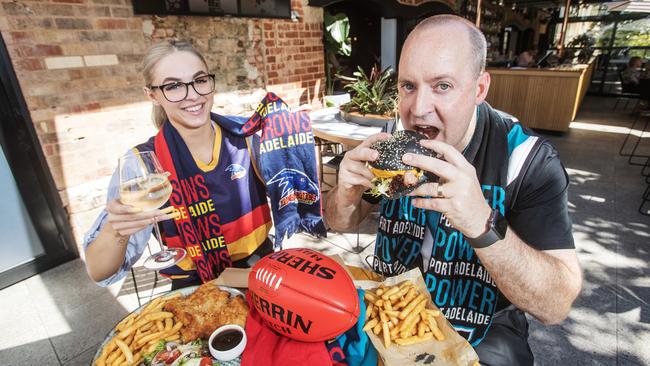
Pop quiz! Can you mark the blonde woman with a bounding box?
[84,40,273,290]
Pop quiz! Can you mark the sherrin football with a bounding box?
[248,248,360,342]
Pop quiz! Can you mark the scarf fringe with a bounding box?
[274,216,328,249]
[300,217,327,238]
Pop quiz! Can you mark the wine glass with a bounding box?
[118,151,186,270]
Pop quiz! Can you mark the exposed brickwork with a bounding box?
[0,0,325,251]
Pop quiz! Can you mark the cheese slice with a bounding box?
[370,167,421,179]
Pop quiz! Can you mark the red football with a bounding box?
[248,248,360,342]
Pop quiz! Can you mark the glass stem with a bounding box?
[152,217,172,261]
[152,217,163,249]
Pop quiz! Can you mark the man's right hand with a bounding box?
[105,199,176,237]
[336,133,391,204]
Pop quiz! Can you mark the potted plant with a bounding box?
[337,64,398,127]
[323,11,352,107]
[566,33,595,64]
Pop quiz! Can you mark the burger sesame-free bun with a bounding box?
[369,130,435,171]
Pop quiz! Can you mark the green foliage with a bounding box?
[615,18,650,47]
[567,33,596,63]
[324,12,351,95]
[339,65,397,116]
[324,12,351,57]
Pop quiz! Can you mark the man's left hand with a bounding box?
[403,139,492,238]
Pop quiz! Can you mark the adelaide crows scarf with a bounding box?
[217,92,327,249]
[152,121,271,283]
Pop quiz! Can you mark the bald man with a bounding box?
[325,15,581,365]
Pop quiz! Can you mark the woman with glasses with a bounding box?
[83,40,273,290]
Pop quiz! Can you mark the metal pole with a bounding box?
[476,0,482,27]
[600,20,619,94]
[558,0,571,57]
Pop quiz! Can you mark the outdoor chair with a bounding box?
[130,239,171,307]
[323,118,397,255]
[315,136,343,193]
[614,72,641,111]
[619,110,650,166]
[639,160,650,216]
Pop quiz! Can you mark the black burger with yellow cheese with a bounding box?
[367,130,438,199]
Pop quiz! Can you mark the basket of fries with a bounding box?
[356,268,480,366]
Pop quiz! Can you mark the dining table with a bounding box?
[309,107,385,148]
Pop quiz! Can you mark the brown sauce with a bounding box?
[212,329,243,351]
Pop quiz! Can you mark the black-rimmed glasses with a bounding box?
[149,74,216,102]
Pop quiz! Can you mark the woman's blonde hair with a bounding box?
[142,40,209,129]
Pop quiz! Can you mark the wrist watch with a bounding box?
[466,208,508,248]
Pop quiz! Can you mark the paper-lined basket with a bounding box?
[355,268,479,366]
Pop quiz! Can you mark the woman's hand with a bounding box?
[105,200,176,237]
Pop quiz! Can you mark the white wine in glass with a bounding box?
[118,151,185,271]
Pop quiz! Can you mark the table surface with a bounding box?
[310,108,384,147]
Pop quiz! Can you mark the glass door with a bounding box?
[0,147,46,272]
[0,34,77,289]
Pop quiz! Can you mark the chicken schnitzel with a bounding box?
[163,282,248,343]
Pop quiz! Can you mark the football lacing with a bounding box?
[256,266,283,291]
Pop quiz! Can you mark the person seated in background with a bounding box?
[621,56,643,93]
[515,50,535,67]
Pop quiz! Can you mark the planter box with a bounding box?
[323,92,350,107]
[340,109,393,127]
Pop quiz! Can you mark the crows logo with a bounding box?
[225,164,247,180]
[267,168,319,209]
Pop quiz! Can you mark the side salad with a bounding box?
[143,339,220,366]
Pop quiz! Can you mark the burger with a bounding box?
[367,130,438,199]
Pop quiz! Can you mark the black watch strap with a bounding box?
[467,208,507,248]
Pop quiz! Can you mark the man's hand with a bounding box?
[335,133,391,205]
[405,139,581,324]
[404,139,492,238]
[325,132,390,232]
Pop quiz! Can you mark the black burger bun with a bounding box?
[368,130,435,171]
[367,130,440,200]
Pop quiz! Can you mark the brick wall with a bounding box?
[0,0,325,253]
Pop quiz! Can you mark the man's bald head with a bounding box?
[406,15,487,77]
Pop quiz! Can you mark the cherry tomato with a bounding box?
[154,350,169,363]
[199,356,213,366]
[165,349,181,364]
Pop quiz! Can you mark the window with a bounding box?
[613,17,650,47]
[552,21,613,47]
[558,3,610,18]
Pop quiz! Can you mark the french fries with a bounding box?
[94,294,184,366]
[363,280,446,349]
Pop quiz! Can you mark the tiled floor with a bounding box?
[1,96,649,365]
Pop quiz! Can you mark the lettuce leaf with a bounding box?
[368,177,391,198]
[143,340,166,366]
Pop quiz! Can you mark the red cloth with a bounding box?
[241,293,333,366]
